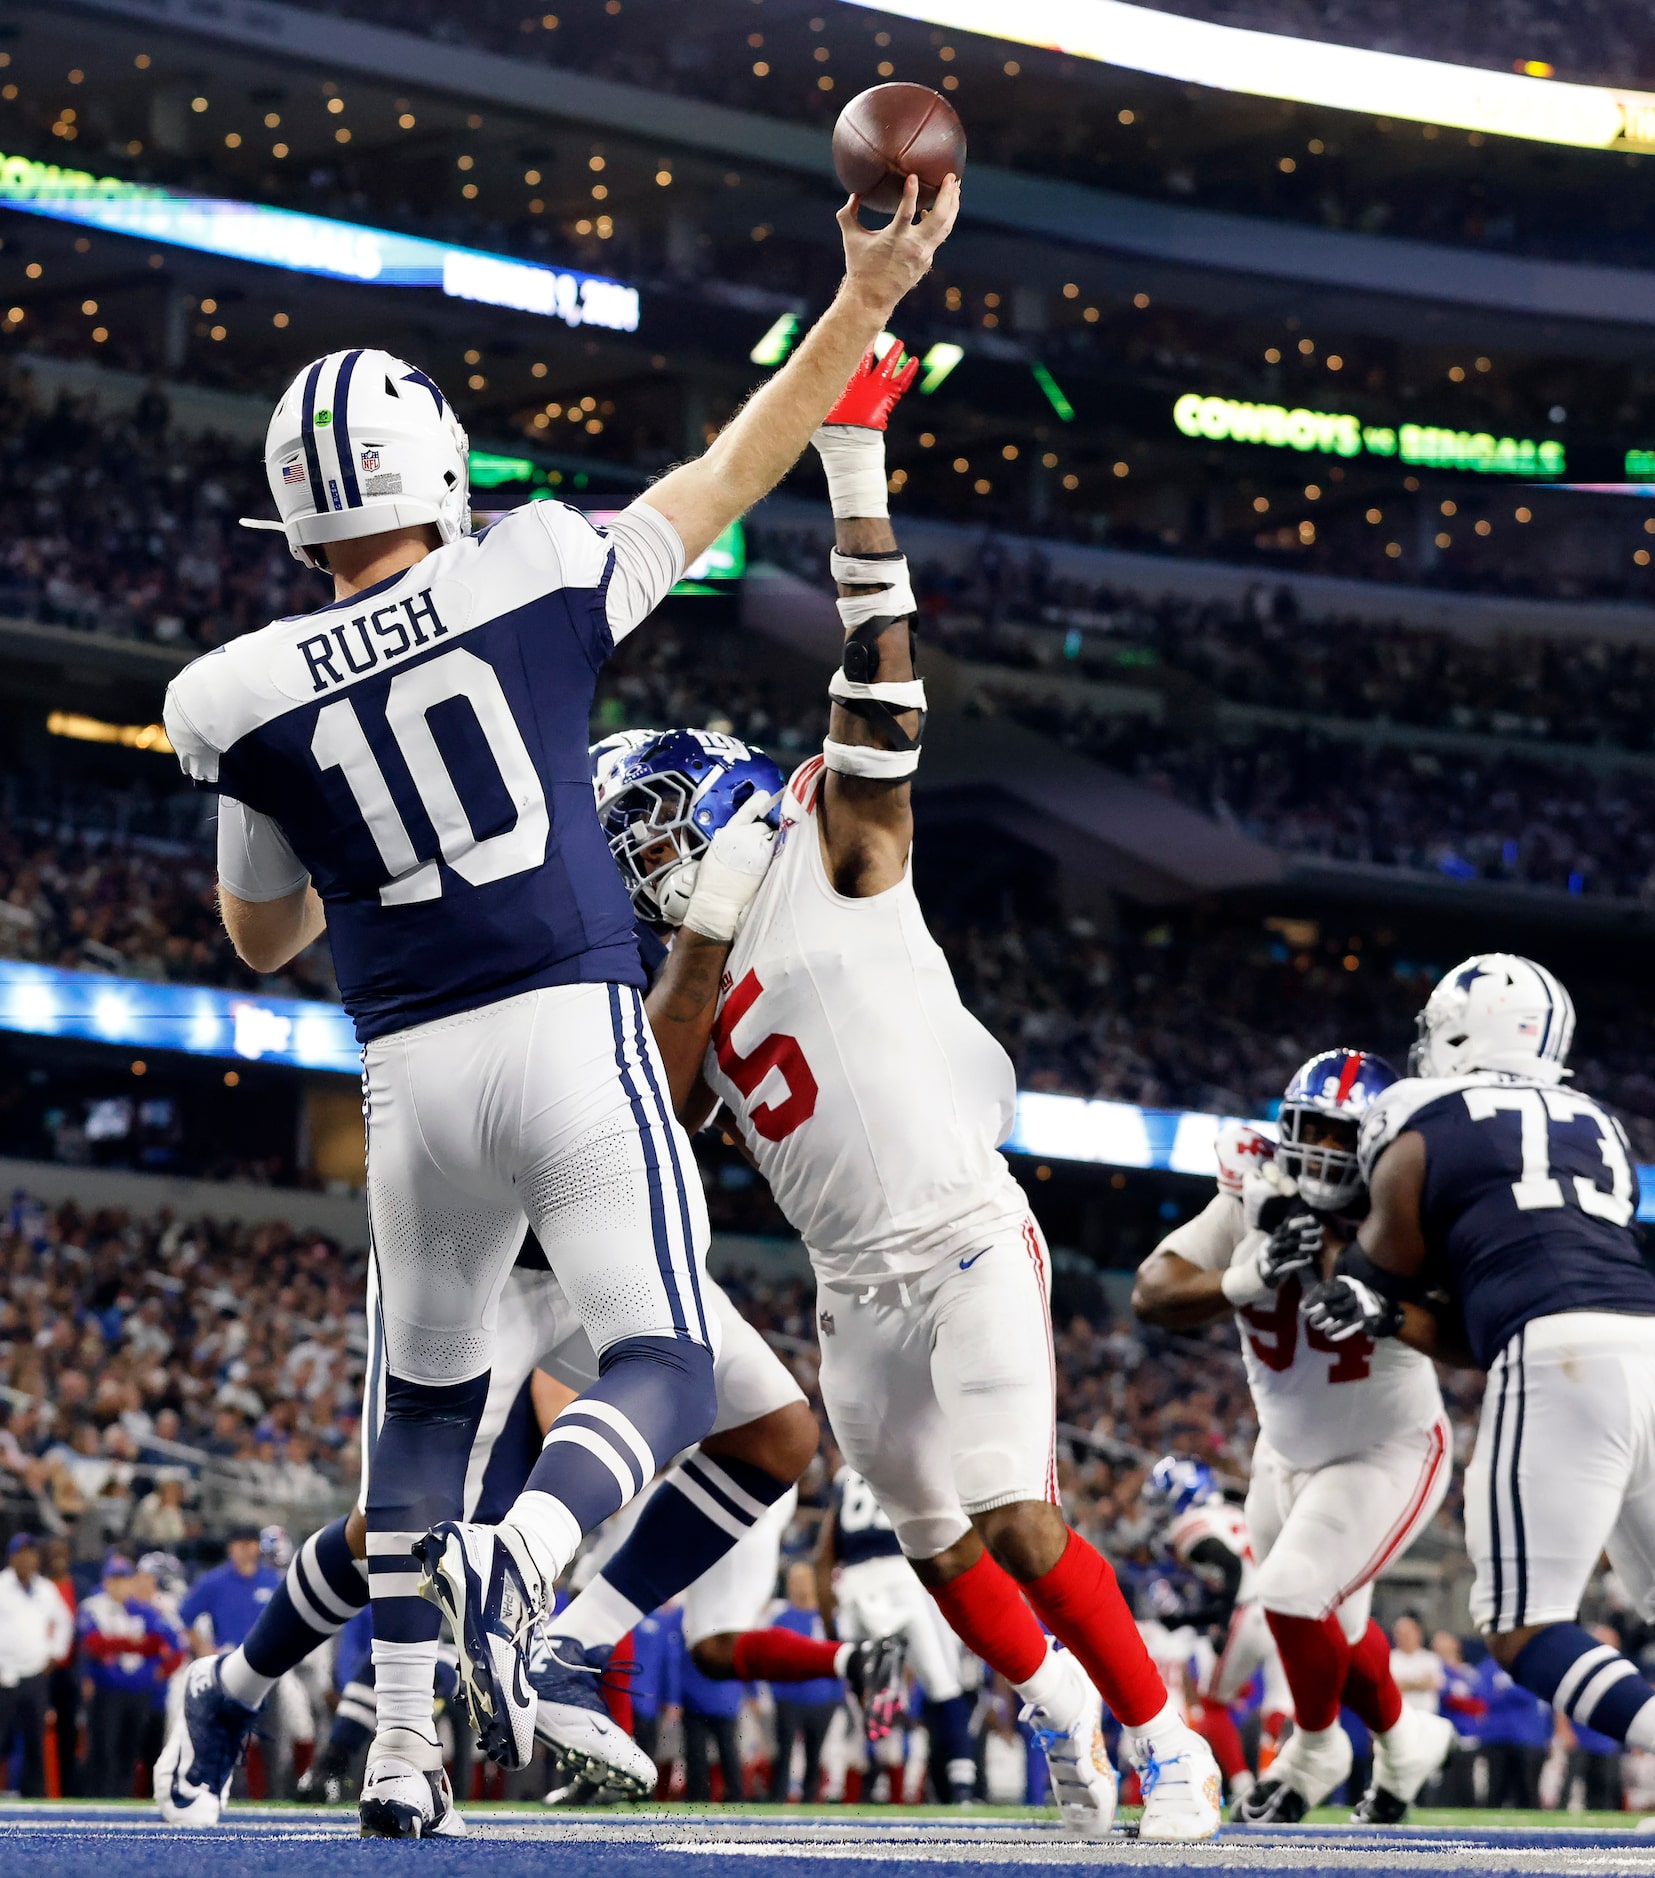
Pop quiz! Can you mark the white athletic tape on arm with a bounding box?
[830,552,916,629]
[823,738,920,779]
[812,425,888,519]
[829,671,927,710]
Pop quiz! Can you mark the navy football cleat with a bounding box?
[154,1654,259,1825]
[529,1632,659,1800]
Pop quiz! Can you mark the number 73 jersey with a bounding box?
[1359,1073,1655,1372]
[1155,1191,1443,1472]
[700,757,1030,1284]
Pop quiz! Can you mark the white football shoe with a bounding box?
[1235,1721,1352,1823]
[358,1729,467,1839]
[1353,1707,1457,1822]
[153,1654,258,1826]
[414,1519,547,1770]
[1129,1722,1225,1842]
[1021,1664,1118,1840]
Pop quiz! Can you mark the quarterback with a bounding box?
[156,175,957,1836]
[1134,1053,1456,1822]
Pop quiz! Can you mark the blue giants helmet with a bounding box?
[1145,1455,1218,1520]
[596,728,785,927]
[1278,1048,1399,1214]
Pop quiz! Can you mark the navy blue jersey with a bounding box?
[164,503,647,1043]
[833,1466,903,1567]
[1362,1075,1655,1369]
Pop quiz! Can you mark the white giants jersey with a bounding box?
[702,757,1027,1283]
[1167,1501,1258,1607]
[1153,1187,1443,1472]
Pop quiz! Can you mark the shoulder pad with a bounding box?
[1215,1119,1277,1196]
[1357,1076,1475,1181]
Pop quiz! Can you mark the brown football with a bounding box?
[831,82,966,214]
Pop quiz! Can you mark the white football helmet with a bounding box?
[241,349,471,570]
[1409,953,1575,1084]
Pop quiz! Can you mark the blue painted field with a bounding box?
[4,1804,1655,1878]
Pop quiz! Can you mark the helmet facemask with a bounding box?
[604,771,708,926]
[1278,1105,1363,1214]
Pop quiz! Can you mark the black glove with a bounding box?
[1302,1275,1404,1342]
[1258,1211,1322,1290]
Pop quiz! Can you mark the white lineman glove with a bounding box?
[675,791,778,943]
[1222,1204,1323,1308]
[1302,1275,1404,1342]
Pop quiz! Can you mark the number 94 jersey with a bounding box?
[701,757,1029,1284]
[1153,1189,1443,1473]
[1359,1073,1655,1372]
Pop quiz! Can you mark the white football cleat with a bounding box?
[1353,1707,1457,1822]
[1236,1721,1352,1823]
[153,1654,258,1826]
[358,1730,467,1839]
[1021,1668,1118,1839]
[415,1519,546,1770]
[530,1631,660,1800]
[1130,1723,1225,1842]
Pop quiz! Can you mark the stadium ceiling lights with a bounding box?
[0,150,640,331]
[847,0,1655,153]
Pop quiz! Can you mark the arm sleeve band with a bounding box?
[1338,1244,1426,1306]
[604,499,688,644]
[828,672,927,710]
[217,798,311,903]
[822,739,920,780]
[830,551,916,628]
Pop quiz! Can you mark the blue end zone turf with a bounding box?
[5,1807,1655,1878]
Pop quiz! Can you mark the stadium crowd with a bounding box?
[1,1183,1644,1809]
[1014,710,1655,903]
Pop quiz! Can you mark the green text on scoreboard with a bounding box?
[1173,392,1566,478]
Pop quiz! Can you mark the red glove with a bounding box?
[823,343,919,430]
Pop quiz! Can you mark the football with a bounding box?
[831,82,966,214]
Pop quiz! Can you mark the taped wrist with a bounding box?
[1220,1257,1270,1307]
[812,424,889,519]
